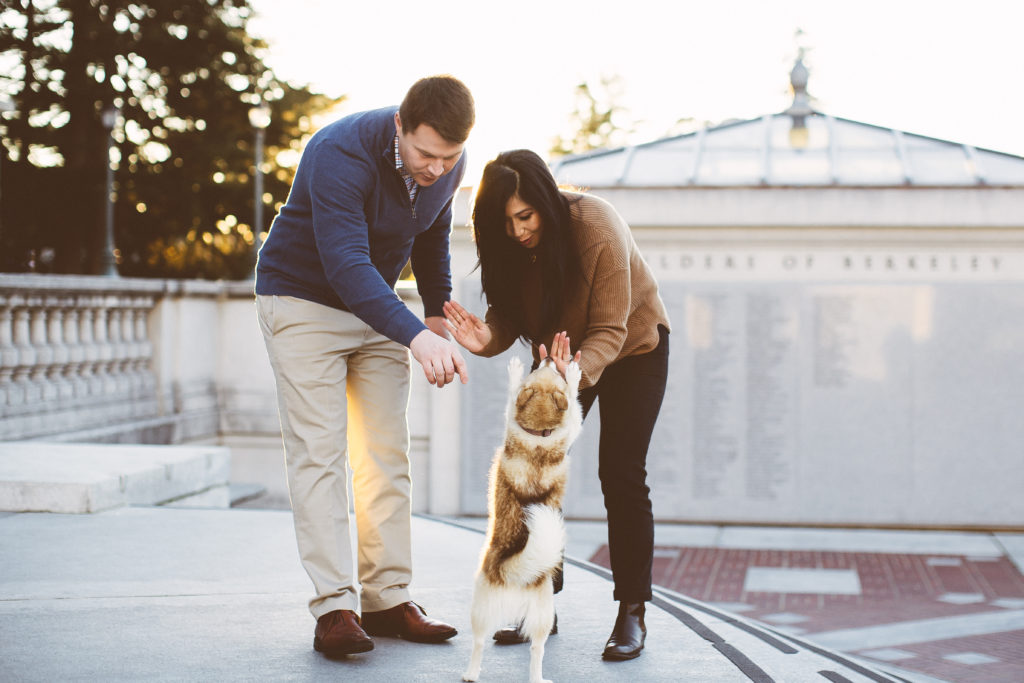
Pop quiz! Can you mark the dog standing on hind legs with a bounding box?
[463,356,583,683]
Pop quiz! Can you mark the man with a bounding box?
[255,76,474,656]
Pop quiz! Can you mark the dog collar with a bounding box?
[522,427,553,437]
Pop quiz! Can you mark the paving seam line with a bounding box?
[420,515,776,683]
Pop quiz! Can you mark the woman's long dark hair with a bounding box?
[471,149,578,343]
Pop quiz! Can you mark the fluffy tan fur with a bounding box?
[464,357,583,683]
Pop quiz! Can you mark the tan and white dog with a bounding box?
[463,356,583,683]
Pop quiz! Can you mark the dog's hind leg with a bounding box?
[523,582,555,683]
[463,579,493,682]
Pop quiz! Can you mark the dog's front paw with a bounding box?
[507,356,524,384]
[564,360,582,394]
[462,668,480,682]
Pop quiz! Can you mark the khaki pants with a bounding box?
[257,295,413,618]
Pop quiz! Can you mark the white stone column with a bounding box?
[427,376,462,515]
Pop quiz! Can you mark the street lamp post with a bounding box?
[247,102,271,275]
[0,96,16,252]
[100,105,119,277]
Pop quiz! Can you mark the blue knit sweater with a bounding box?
[254,106,466,347]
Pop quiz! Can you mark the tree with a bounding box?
[117,82,340,279]
[0,0,341,277]
[550,74,634,158]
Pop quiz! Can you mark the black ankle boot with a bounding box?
[602,601,646,660]
[492,611,558,644]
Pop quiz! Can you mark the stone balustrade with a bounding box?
[0,275,167,441]
[0,275,286,446]
[0,273,453,514]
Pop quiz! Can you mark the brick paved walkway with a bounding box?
[590,545,1024,682]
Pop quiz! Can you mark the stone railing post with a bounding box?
[91,300,116,396]
[62,306,87,399]
[0,295,16,409]
[27,297,57,402]
[45,298,74,402]
[77,302,100,398]
[131,297,155,403]
[11,297,38,405]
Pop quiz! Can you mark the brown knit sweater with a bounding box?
[477,191,670,389]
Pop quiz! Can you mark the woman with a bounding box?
[444,149,670,661]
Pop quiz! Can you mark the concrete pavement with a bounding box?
[0,506,918,683]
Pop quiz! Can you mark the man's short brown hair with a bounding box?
[399,75,475,144]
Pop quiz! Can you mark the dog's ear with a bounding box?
[553,391,567,411]
[516,388,535,410]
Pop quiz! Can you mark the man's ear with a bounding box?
[394,112,402,135]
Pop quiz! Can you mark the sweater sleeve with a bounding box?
[574,205,633,388]
[410,181,461,318]
[578,243,630,387]
[475,306,519,357]
[308,138,426,347]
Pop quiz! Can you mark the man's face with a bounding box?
[394,113,465,187]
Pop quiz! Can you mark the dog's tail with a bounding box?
[503,504,565,585]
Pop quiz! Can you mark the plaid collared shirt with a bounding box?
[393,135,419,208]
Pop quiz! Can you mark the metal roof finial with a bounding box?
[786,30,813,147]
[787,44,812,117]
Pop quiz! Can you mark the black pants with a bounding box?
[577,324,669,603]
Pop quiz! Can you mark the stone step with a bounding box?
[0,442,230,514]
[227,482,266,507]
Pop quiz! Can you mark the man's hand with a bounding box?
[410,328,469,387]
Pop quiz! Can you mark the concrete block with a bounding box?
[0,442,230,513]
[161,484,232,509]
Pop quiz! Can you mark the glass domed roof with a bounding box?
[551,57,1024,189]
[551,113,1024,188]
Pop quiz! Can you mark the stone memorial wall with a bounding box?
[456,244,1024,528]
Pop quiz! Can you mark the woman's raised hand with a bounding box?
[443,300,492,354]
[538,330,581,379]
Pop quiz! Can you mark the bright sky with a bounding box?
[248,0,1024,184]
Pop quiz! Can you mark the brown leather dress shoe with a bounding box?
[314,609,374,656]
[361,601,457,643]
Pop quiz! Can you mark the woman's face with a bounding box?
[504,193,543,249]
